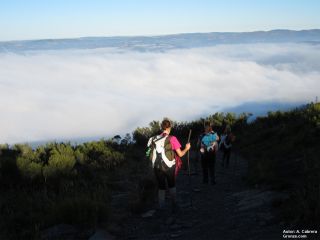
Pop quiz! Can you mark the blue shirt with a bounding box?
[201,132,218,147]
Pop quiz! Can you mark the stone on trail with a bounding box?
[89,229,115,240]
[181,222,193,229]
[179,202,192,208]
[41,224,78,240]
[234,190,289,212]
[169,224,182,231]
[170,231,182,238]
[141,209,156,218]
[165,216,176,225]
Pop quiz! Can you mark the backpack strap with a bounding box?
[152,134,167,144]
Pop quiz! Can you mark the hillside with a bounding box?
[0,103,319,239]
[235,102,320,225]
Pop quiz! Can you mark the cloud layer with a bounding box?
[0,43,319,143]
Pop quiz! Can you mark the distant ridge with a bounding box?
[1,29,320,53]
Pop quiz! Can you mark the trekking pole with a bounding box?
[187,129,192,175]
[187,129,192,207]
[233,147,236,176]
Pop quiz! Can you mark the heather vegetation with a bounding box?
[0,140,125,239]
[236,102,320,226]
[0,103,319,239]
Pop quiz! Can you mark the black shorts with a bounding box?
[154,165,176,190]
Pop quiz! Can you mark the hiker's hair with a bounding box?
[225,125,231,133]
[204,121,213,129]
[161,119,172,130]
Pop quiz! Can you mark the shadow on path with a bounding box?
[121,151,286,240]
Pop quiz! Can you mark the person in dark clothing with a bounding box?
[221,126,235,168]
[147,119,191,209]
[199,122,219,185]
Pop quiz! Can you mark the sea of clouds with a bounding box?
[0,43,319,144]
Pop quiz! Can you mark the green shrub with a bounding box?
[236,103,320,224]
[43,143,76,179]
[80,140,124,169]
[51,196,110,226]
[16,146,42,179]
[17,157,42,179]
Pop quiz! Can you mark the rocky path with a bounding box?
[120,152,287,240]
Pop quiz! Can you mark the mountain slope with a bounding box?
[1,29,320,53]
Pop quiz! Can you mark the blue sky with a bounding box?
[1,0,319,41]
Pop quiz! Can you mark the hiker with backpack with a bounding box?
[147,119,191,211]
[220,126,235,168]
[198,122,219,185]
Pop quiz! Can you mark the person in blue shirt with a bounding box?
[199,122,219,185]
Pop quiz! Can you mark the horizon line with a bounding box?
[1,28,319,43]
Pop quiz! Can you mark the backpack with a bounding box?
[223,133,233,149]
[147,134,175,170]
[225,134,231,145]
[200,132,218,153]
[219,134,227,150]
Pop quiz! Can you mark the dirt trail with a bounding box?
[120,152,286,240]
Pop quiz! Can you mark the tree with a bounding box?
[16,145,42,179]
[80,140,124,169]
[43,144,76,179]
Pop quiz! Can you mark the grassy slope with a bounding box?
[235,103,320,225]
[0,103,319,239]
